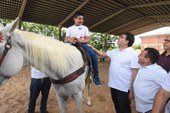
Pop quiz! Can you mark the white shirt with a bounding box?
[66,25,90,39]
[106,47,140,92]
[162,72,170,92]
[165,101,170,113]
[31,66,47,79]
[162,72,170,113]
[134,64,167,112]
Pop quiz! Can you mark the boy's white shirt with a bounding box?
[66,25,90,39]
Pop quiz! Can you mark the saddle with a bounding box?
[50,45,93,85]
[76,45,93,84]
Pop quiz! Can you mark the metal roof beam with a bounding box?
[57,0,90,27]
[89,9,126,29]
[147,15,170,18]
[129,1,170,8]
[89,1,170,29]
[105,17,144,33]
[18,0,27,29]
[18,0,27,18]
[132,24,164,35]
[145,15,170,27]
[130,23,164,33]
[106,14,170,33]
[114,22,165,35]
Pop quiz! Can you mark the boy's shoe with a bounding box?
[93,77,101,86]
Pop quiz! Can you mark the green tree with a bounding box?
[0,18,66,40]
[21,22,66,40]
[133,44,141,50]
[91,32,118,51]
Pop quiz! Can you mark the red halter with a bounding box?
[0,36,12,66]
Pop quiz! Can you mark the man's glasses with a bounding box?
[163,39,170,43]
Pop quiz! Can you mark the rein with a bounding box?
[0,36,12,66]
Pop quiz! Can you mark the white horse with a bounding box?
[0,18,92,113]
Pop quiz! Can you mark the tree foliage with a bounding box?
[133,44,141,50]
[90,32,118,51]
[21,22,67,40]
[0,18,66,40]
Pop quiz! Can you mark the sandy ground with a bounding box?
[0,60,136,113]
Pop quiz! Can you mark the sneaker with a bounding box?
[93,77,101,86]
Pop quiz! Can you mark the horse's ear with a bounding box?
[8,17,19,36]
[1,17,19,37]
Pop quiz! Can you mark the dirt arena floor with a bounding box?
[0,60,137,113]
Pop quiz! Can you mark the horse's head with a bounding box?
[0,17,25,85]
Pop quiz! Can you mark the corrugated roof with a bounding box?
[0,0,170,35]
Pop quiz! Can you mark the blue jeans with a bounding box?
[81,44,99,78]
[28,77,51,113]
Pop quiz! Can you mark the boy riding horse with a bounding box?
[64,11,101,86]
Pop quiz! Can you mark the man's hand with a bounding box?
[0,32,4,43]
[128,90,134,100]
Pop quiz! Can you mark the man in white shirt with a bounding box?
[64,11,101,86]
[133,48,167,113]
[152,72,170,113]
[28,66,51,113]
[88,32,139,113]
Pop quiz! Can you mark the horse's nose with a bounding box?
[0,75,9,86]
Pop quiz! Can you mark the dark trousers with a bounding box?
[110,88,131,113]
[28,77,51,113]
[81,43,99,78]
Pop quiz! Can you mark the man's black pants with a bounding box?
[110,88,131,113]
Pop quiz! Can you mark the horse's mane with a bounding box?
[15,30,82,77]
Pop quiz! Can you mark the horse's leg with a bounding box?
[87,78,92,106]
[73,91,83,113]
[56,94,68,113]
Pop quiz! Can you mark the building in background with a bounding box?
[141,35,169,52]
[136,27,170,53]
